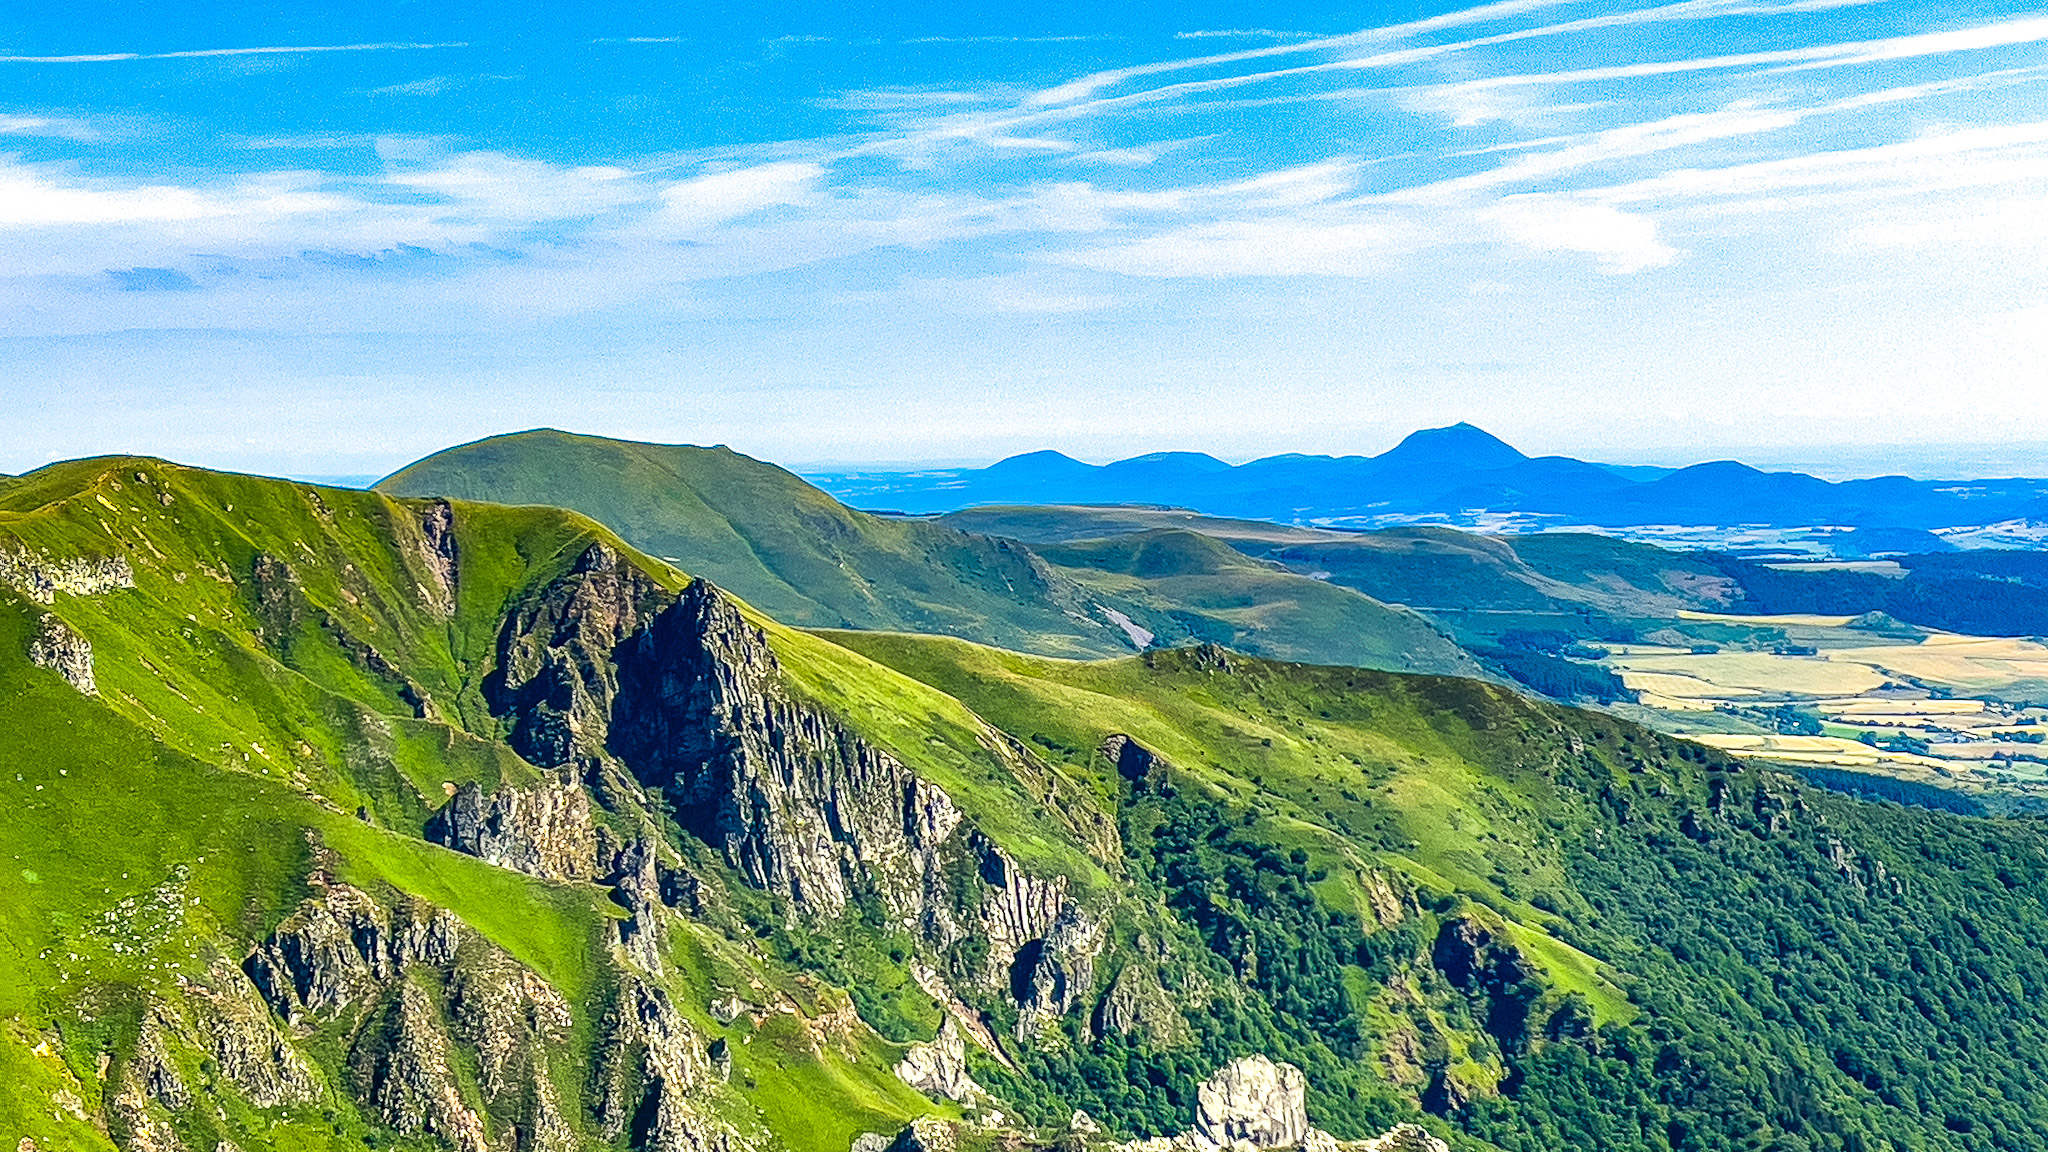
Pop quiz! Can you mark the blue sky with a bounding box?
[2,0,2045,478]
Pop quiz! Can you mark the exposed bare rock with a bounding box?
[594,974,722,1151]
[242,880,459,1025]
[131,1010,190,1113]
[28,614,96,695]
[600,833,674,972]
[1358,870,1414,930]
[611,579,968,922]
[963,832,1068,975]
[1195,1055,1309,1151]
[181,960,320,1108]
[353,980,491,1152]
[1429,917,1529,995]
[0,547,134,604]
[888,1118,957,1152]
[487,542,669,770]
[448,948,574,1127]
[1101,734,1164,784]
[427,774,597,881]
[1118,1057,1363,1152]
[895,1016,983,1103]
[110,1081,184,1152]
[1014,903,1106,1040]
[400,499,459,618]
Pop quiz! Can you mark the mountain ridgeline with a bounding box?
[374,430,1483,680]
[812,423,2048,532]
[11,456,2048,1152]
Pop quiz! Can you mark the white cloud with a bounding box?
[0,42,464,64]
[1482,195,1678,271]
[1055,216,1405,277]
[658,162,825,230]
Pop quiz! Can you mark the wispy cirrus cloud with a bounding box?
[0,41,466,64]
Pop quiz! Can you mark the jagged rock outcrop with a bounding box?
[130,1011,191,1113]
[1119,1056,1350,1152]
[593,974,736,1152]
[427,775,597,881]
[611,580,966,922]
[0,547,134,604]
[888,1118,956,1152]
[28,614,96,695]
[961,830,1068,978]
[352,980,490,1152]
[1101,734,1164,784]
[448,949,577,1150]
[180,960,320,1108]
[1196,1055,1309,1150]
[242,879,459,1025]
[398,499,459,618]
[487,542,669,770]
[1014,903,1106,1039]
[894,1016,983,1103]
[488,569,1103,1035]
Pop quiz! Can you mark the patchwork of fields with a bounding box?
[1600,611,2048,797]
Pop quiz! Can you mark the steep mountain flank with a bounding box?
[15,456,2048,1152]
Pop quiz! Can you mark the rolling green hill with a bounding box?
[1033,530,1486,680]
[376,432,1483,681]
[377,429,1139,658]
[939,509,1737,642]
[11,456,2048,1152]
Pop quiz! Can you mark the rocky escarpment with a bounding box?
[236,875,581,1149]
[481,567,1106,1031]
[28,613,96,695]
[242,877,460,1025]
[486,542,669,773]
[609,581,1114,1040]
[894,1017,984,1104]
[609,578,970,922]
[1120,1057,1449,1152]
[0,546,134,604]
[592,974,736,1152]
[426,774,598,881]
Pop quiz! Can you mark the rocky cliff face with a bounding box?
[0,546,134,604]
[1115,1056,1447,1152]
[426,775,597,881]
[486,542,669,771]
[480,571,1107,1028]
[1194,1055,1309,1150]
[28,613,96,695]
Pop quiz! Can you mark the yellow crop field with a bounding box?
[1619,671,1756,700]
[1612,652,1888,696]
[1688,733,1952,771]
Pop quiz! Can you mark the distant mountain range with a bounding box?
[808,424,2048,547]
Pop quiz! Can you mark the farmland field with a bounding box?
[1601,613,2048,800]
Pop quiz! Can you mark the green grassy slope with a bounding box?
[1031,529,1486,679]
[18,454,2048,1152]
[943,507,1740,646]
[377,430,1137,658]
[824,631,2048,1152]
[0,458,928,1152]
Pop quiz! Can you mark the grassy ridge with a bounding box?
[378,430,1137,658]
[1034,529,1486,679]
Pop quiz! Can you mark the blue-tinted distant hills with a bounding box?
[810,423,2048,536]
